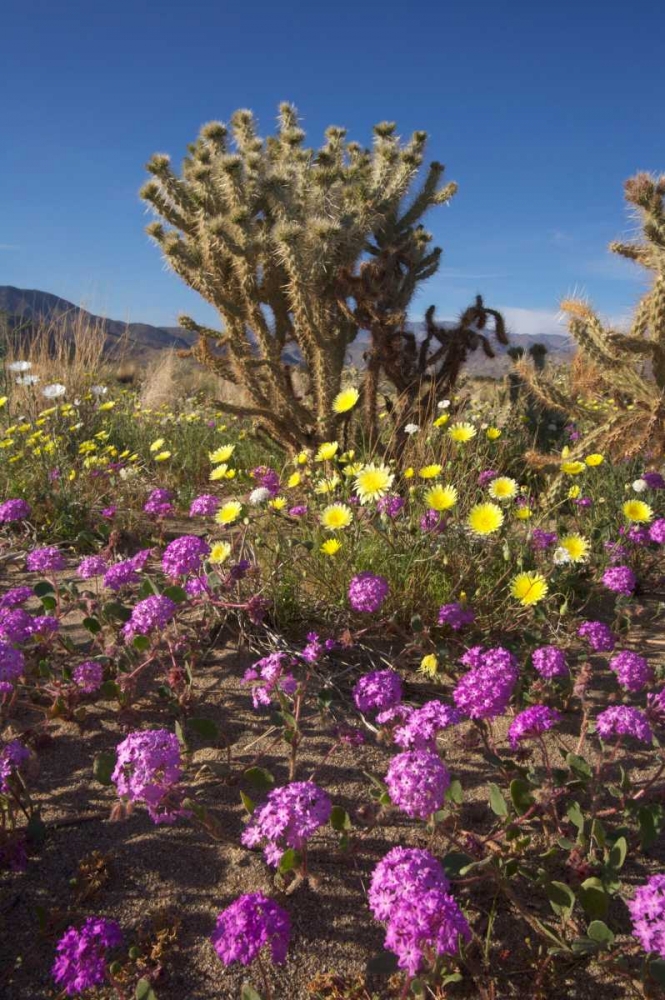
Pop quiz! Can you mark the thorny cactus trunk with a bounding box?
[141,104,457,451]
[517,172,665,458]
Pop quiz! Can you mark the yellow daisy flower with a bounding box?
[568,485,581,499]
[209,444,235,464]
[468,502,504,536]
[315,441,339,462]
[296,451,309,466]
[315,476,340,495]
[419,654,439,678]
[209,541,232,564]
[433,414,449,428]
[418,464,442,480]
[559,534,590,562]
[486,427,502,440]
[149,438,165,452]
[510,572,548,606]
[287,472,302,488]
[332,387,360,414]
[515,507,533,520]
[154,451,171,462]
[424,484,458,511]
[215,500,243,525]
[354,463,394,504]
[320,503,353,530]
[561,460,586,475]
[585,453,604,467]
[622,499,653,523]
[448,422,477,443]
[209,464,229,481]
[269,497,287,510]
[320,538,342,556]
[488,477,518,501]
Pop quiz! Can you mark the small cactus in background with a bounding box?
[517,172,665,457]
[141,104,458,450]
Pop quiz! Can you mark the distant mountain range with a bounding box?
[0,286,196,358]
[0,285,573,373]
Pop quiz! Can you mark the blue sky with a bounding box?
[2,0,664,336]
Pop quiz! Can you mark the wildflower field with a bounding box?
[2,93,665,1000]
[1,361,664,1000]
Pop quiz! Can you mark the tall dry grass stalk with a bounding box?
[3,307,126,397]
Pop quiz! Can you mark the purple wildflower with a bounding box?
[602,565,636,596]
[530,529,558,550]
[460,645,485,669]
[508,705,561,749]
[646,689,665,728]
[348,572,389,613]
[112,729,183,824]
[101,506,116,519]
[162,535,209,577]
[243,652,297,709]
[211,893,290,967]
[477,469,498,486]
[0,609,34,644]
[0,498,32,522]
[627,874,665,958]
[532,646,568,679]
[453,648,518,721]
[393,701,461,750]
[288,504,308,517]
[420,510,446,534]
[649,518,665,544]
[353,669,402,714]
[26,545,66,573]
[189,493,220,517]
[376,494,405,517]
[368,847,471,976]
[596,706,652,744]
[122,595,177,639]
[241,781,331,867]
[437,602,475,631]
[73,661,104,694]
[144,488,174,518]
[0,586,33,609]
[52,917,122,996]
[103,549,150,591]
[578,620,616,652]
[0,641,25,684]
[252,466,281,497]
[609,650,652,692]
[0,740,30,792]
[77,555,107,579]
[31,615,59,637]
[385,750,450,820]
[642,472,665,490]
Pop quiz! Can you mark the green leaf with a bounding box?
[442,852,474,878]
[135,980,158,1000]
[546,881,576,920]
[240,791,255,815]
[649,959,665,987]
[566,752,592,781]
[132,634,151,652]
[278,848,300,873]
[240,986,263,1000]
[82,617,102,634]
[638,805,658,850]
[566,801,585,837]
[103,601,132,623]
[244,767,275,791]
[26,812,47,847]
[510,778,535,816]
[40,595,57,612]
[188,718,219,742]
[138,579,160,599]
[445,779,463,805]
[489,783,508,817]
[579,878,609,920]
[608,836,627,871]
[100,679,119,699]
[93,751,116,786]
[366,951,399,975]
[590,818,606,849]
[587,920,615,947]
[163,585,188,603]
[330,805,352,832]
[33,581,55,597]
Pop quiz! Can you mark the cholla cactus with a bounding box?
[141,104,456,450]
[517,172,665,457]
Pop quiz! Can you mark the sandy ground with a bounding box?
[1,566,663,1000]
